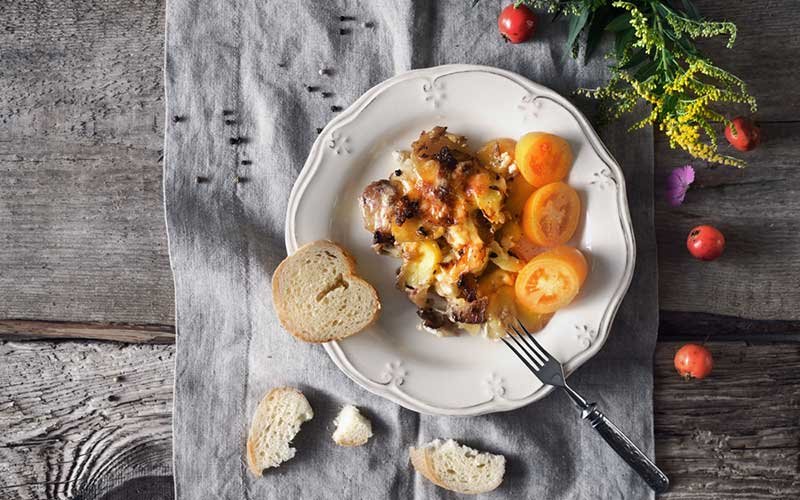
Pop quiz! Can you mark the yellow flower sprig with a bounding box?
[515,0,758,167]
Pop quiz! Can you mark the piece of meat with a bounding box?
[360,180,397,234]
[372,230,395,247]
[457,273,479,302]
[417,308,450,330]
[416,183,452,227]
[449,297,488,324]
[394,195,420,225]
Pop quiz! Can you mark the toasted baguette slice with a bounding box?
[409,439,505,495]
[272,240,380,343]
[332,405,373,447]
[246,387,313,475]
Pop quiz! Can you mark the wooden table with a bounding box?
[1,1,798,498]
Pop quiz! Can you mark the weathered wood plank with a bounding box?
[2,341,797,499]
[4,313,798,344]
[0,320,175,343]
[0,0,173,325]
[655,121,800,320]
[0,341,174,500]
[655,342,800,499]
[1,0,799,331]
[691,0,800,122]
[648,1,800,320]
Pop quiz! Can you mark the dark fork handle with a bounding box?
[583,406,670,494]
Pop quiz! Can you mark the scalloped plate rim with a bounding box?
[285,64,635,416]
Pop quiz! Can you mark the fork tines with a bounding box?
[501,320,551,373]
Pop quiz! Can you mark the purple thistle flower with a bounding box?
[666,165,695,206]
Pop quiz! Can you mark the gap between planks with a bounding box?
[4,312,800,345]
[0,319,175,344]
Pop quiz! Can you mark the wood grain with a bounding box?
[655,342,800,499]
[4,313,798,345]
[691,0,800,121]
[2,341,797,499]
[651,1,800,321]
[0,0,799,330]
[0,320,175,343]
[0,0,796,499]
[655,121,800,320]
[0,0,173,325]
[0,341,173,500]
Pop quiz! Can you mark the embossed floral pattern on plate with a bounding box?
[286,65,635,416]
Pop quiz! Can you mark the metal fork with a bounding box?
[502,321,670,494]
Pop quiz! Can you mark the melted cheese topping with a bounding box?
[360,127,534,338]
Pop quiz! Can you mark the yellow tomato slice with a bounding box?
[522,181,581,247]
[515,132,573,187]
[514,246,588,314]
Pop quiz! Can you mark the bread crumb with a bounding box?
[332,405,373,447]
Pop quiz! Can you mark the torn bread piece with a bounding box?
[332,405,373,447]
[409,438,505,494]
[246,387,313,475]
[272,240,380,343]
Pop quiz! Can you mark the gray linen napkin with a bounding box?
[164,1,657,498]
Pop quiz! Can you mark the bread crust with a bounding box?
[410,446,444,489]
[246,387,312,476]
[334,436,367,447]
[246,437,261,476]
[272,240,380,343]
[409,441,504,495]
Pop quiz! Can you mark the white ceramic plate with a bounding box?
[286,64,635,416]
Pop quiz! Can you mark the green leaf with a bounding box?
[662,94,679,114]
[633,59,659,81]
[585,12,610,61]
[681,0,702,20]
[606,13,632,32]
[614,28,635,61]
[654,2,671,18]
[675,36,696,55]
[566,9,590,56]
[619,49,647,69]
